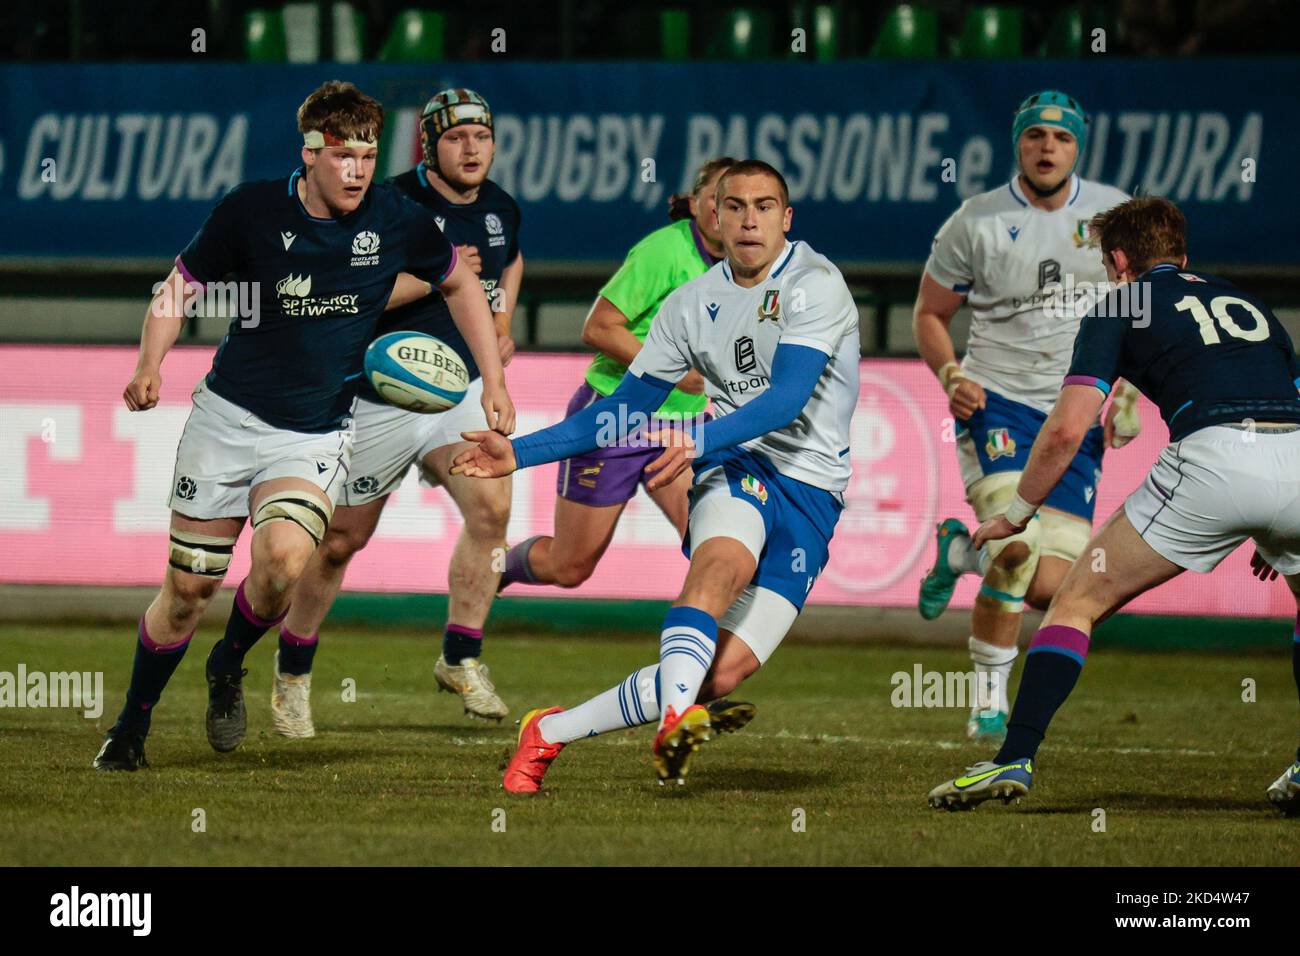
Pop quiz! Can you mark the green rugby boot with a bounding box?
[918,518,971,621]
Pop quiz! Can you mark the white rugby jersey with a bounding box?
[629,240,860,492]
[925,174,1129,412]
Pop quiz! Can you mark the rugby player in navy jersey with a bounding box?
[926,197,1300,813]
[94,81,514,770]
[279,89,524,729]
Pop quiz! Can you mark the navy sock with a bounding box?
[443,624,484,665]
[210,579,285,676]
[994,624,1090,764]
[278,626,319,676]
[113,619,192,734]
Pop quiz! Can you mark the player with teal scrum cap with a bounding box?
[914,90,1138,741]
[496,157,735,591]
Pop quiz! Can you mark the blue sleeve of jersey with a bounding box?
[1064,304,1126,396]
[177,186,246,284]
[512,371,673,469]
[693,343,829,455]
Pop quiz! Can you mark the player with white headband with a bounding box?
[93,81,513,771]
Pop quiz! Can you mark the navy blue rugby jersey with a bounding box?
[369,164,522,387]
[1066,264,1300,441]
[176,168,457,432]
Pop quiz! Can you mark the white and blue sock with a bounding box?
[657,606,717,725]
[949,534,991,576]
[538,665,660,744]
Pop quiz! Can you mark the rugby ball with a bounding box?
[364,331,469,414]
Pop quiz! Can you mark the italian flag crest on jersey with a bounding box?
[985,427,1017,460]
[740,474,769,505]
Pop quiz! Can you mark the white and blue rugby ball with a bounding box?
[364,331,469,414]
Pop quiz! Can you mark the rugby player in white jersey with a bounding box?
[913,90,1138,740]
[453,160,862,791]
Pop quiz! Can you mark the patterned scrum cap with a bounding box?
[420,88,493,160]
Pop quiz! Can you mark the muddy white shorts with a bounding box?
[168,380,352,519]
[342,377,489,506]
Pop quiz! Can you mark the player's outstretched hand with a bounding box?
[948,377,986,421]
[973,514,1022,549]
[1250,548,1280,582]
[481,380,516,435]
[451,430,517,478]
[123,366,161,411]
[644,428,697,492]
[457,244,483,276]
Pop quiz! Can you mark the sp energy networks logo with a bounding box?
[50,886,151,936]
[276,273,311,297]
[276,273,360,317]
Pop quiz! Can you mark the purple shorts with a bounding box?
[556,382,708,507]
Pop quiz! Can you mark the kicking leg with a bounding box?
[503,627,760,795]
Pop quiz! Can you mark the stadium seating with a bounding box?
[870,5,939,59]
[707,8,776,59]
[661,8,690,60]
[952,6,1023,58]
[379,9,446,61]
[1041,7,1084,57]
[244,9,287,63]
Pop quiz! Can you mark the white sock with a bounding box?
[949,534,991,576]
[657,606,718,726]
[968,635,1017,715]
[538,665,660,744]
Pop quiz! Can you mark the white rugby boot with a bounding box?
[434,655,509,722]
[271,650,315,739]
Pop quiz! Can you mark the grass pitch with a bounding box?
[1,622,1297,866]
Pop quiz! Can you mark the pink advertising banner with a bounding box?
[0,345,1287,617]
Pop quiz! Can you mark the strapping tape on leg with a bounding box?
[1040,509,1092,564]
[969,473,1041,614]
[168,529,238,578]
[251,491,332,547]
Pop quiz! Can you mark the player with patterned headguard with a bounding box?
[927,196,1300,813]
[913,90,1138,741]
[454,160,861,791]
[494,156,733,593]
[277,88,523,730]
[93,81,513,771]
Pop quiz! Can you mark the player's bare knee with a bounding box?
[320,525,364,568]
[165,571,221,619]
[991,540,1030,572]
[551,557,597,588]
[255,537,313,596]
[463,492,511,541]
[1025,577,1056,611]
